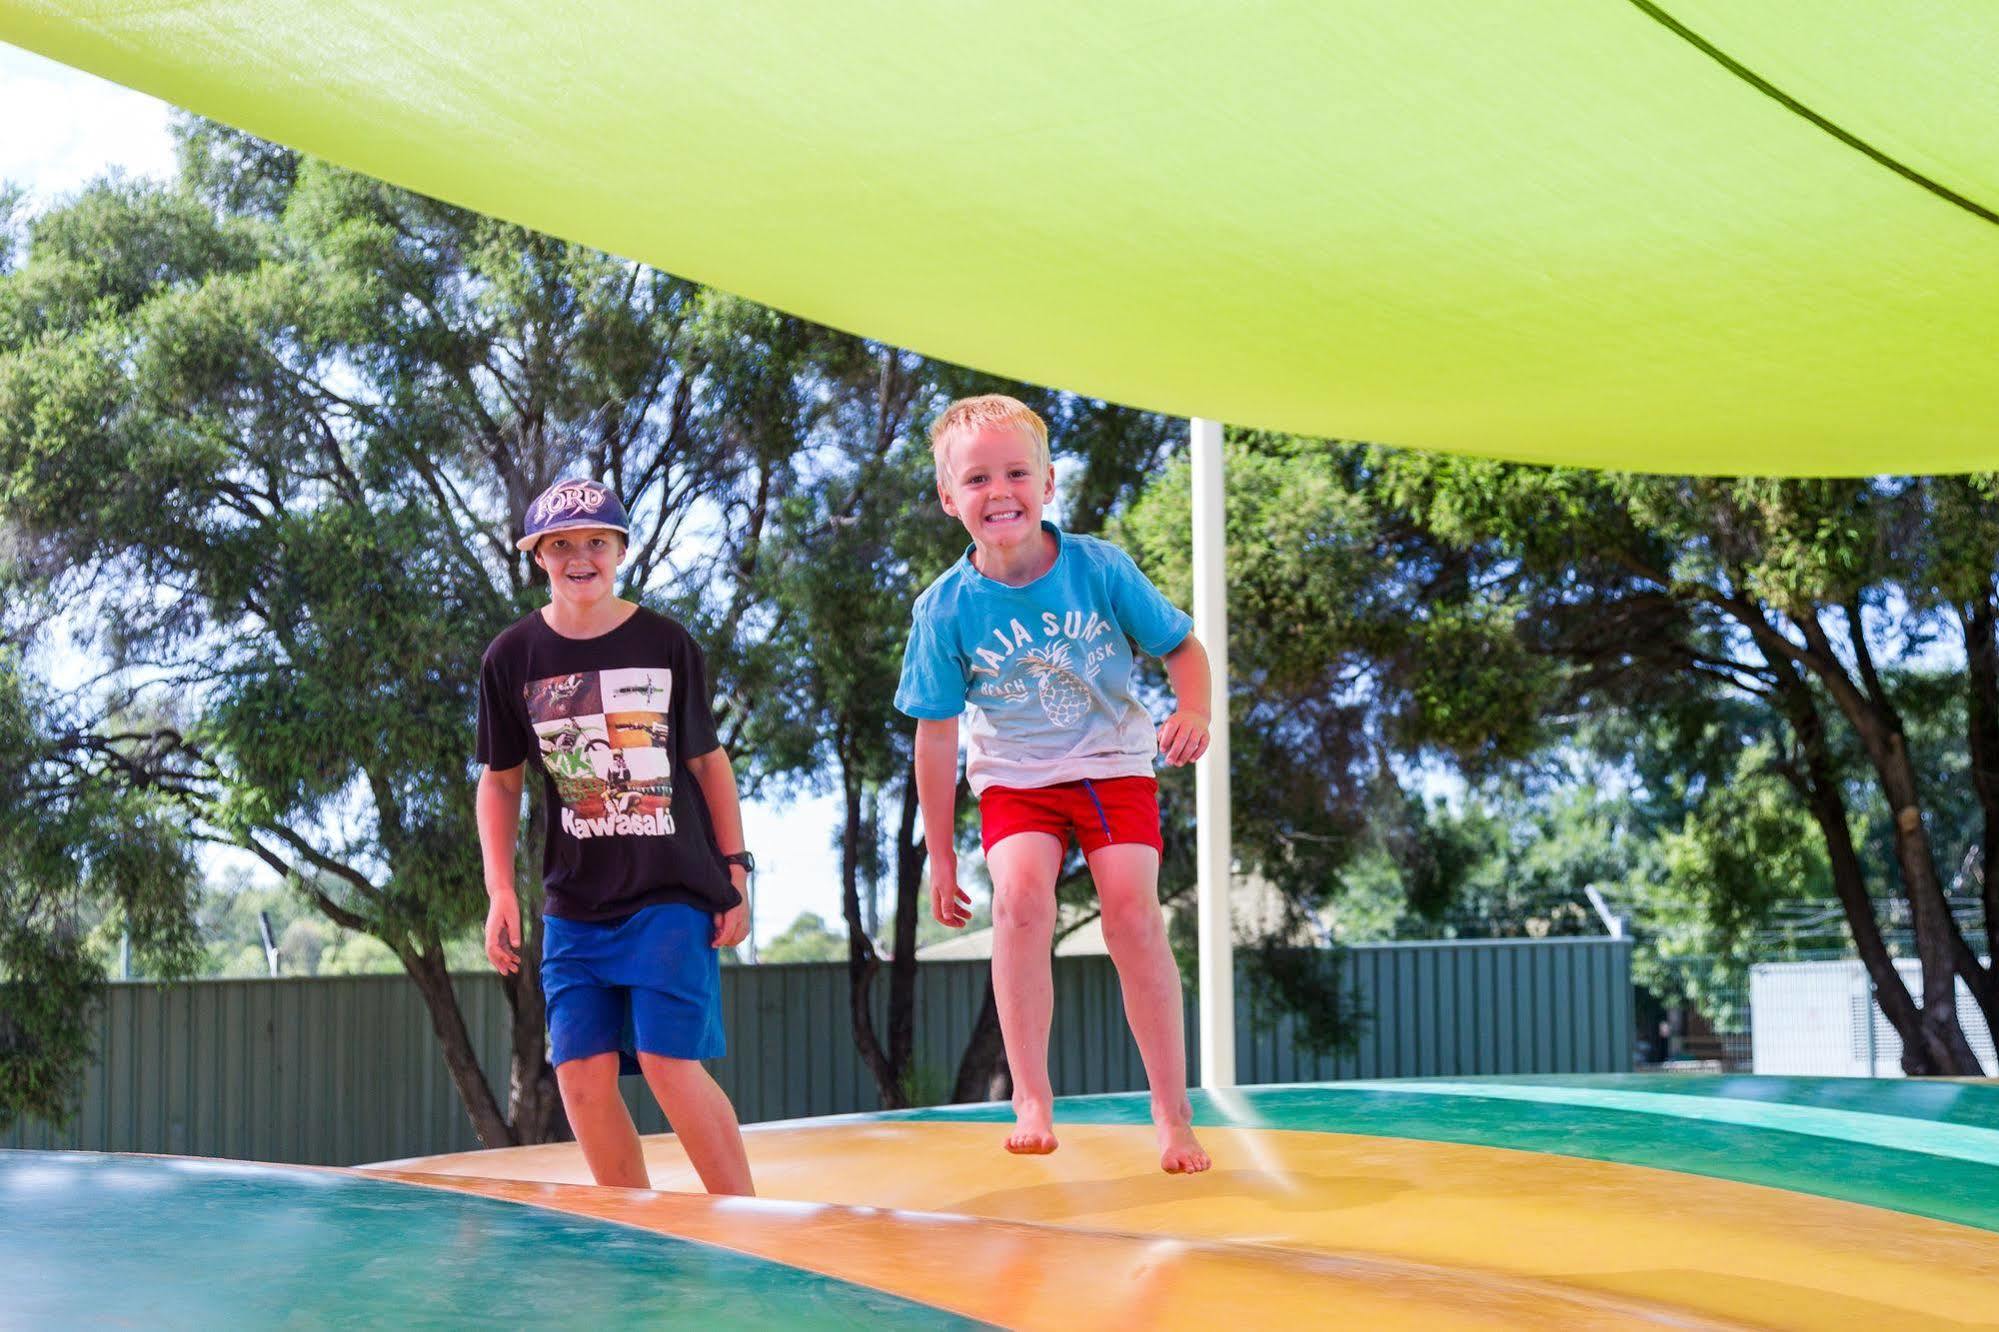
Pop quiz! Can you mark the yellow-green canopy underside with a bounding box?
[3,2,1996,476]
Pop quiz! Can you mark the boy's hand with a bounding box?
[713,900,750,950]
[712,863,751,949]
[931,853,972,928]
[484,889,522,975]
[1158,709,1211,766]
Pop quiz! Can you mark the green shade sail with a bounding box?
[2,2,1996,475]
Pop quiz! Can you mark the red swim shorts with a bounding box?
[978,775,1163,856]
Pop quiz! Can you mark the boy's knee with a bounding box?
[993,886,1055,934]
[637,1052,707,1083]
[1100,894,1165,953]
[556,1054,621,1103]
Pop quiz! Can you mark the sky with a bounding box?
[0,42,849,949]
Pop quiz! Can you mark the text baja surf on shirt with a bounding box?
[895,526,1193,795]
[970,611,1121,717]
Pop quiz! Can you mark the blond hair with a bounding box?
[927,394,1050,484]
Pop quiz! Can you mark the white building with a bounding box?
[1750,958,1997,1076]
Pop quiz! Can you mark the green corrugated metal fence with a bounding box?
[3,937,1629,1165]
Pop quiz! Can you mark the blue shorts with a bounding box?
[541,903,725,1068]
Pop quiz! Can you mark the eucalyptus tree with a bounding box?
[1383,459,1999,1072]
[1126,433,1999,1074]
[0,123,817,1143]
[0,654,204,1130]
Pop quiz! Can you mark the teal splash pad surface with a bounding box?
[880,1075,1999,1233]
[1,1151,980,1329]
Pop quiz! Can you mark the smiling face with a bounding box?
[936,424,1056,552]
[533,526,626,607]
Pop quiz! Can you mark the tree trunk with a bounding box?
[500,909,565,1144]
[839,752,902,1106]
[491,785,563,1143]
[402,942,515,1147]
[860,798,881,940]
[1958,594,1999,1032]
[1863,731,1982,1073]
[887,763,923,1081]
[951,978,1012,1104]
[1774,666,1932,1069]
[1787,615,1981,1074]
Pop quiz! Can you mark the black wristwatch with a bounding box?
[721,850,756,875]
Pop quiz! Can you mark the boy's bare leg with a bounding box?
[555,1052,650,1188]
[1088,843,1212,1174]
[988,830,1065,1154]
[637,1053,754,1195]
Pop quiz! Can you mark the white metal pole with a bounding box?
[1190,417,1235,1089]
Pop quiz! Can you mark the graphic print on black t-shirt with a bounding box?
[478,606,735,919]
[526,666,678,839]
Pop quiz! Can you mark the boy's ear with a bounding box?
[1042,465,1056,502]
[937,478,959,516]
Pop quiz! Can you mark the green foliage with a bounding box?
[1122,434,1559,1047]
[1335,446,1999,1065]
[0,120,1189,1128]
[0,122,822,1137]
[0,921,98,1129]
[1120,434,1555,923]
[1630,745,1832,1024]
[893,1060,953,1109]
[759,911,846,964]
[195,869,449,977]
[0,655,203,1130]
[1240,943,1366,1056]
[31,113,1984,1100]
[1118,423,1999,1069]
[0,185,23,276]
[1404,785,1631,938]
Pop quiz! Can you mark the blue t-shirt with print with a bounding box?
[895,523,1193,794]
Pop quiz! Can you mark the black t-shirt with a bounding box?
[476,606,739,921]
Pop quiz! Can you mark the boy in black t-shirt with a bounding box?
[476,478,754,1194]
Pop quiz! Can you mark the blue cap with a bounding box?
[517,478,631,551]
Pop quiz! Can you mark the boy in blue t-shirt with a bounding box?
[896,395,1213,1174]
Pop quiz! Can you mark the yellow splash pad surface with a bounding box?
[377,1098,1999,1329]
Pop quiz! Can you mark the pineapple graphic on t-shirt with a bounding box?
[524,666,677,838]
[969,610,1117,731]
[1021,641,1092,726]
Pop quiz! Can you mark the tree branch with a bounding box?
[239,833,373,932]
[1844,595,1892,715]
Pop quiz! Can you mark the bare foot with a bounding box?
[1005,1100,1058,1155]
[1157,1118,1211,1174]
